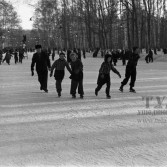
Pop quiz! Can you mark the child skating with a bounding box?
[69,52,84,98]
[50,52,72,97]
[95,54,121,98]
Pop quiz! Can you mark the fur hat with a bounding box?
[35,44,42,49]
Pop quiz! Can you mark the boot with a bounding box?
[95,88,98,96]
[129,87,136,93]
[58,92,61,97]
[106,94,111,99]
[119,85,123,92]
[72,94,76,98]
[80,94,84,99]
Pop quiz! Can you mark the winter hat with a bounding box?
[104,54,112,62]
[35,44,42,49]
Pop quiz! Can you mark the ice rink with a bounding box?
[0,52,167,167]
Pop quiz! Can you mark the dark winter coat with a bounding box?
[31,51,51,74]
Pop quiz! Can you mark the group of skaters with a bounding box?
[0,48,27,65]
[31,44,140,99]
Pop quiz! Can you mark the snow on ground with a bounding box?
[0,52,167,167]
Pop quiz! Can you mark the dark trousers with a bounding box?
[96,74,110,95]
[3,58,10,65]
[15,58,18,64]
[56,80,62,93]
[37,71,48,90]
[113,60,117,66]
[19,57,22,63]
[121,66,136,88]
[122,58,126,66]
[149,56,153,62]
[70,79,84,95]
[145,55,149,63]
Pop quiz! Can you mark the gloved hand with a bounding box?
[31,71,34,76]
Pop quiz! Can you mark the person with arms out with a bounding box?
[95,54,121,99]
[3,50,12,65]
[119,46,140,93]
[50,52,72,97]
[31,44,51,93]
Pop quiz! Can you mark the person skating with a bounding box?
[69,52,84,98]
[0,50,3,65]
[3,50,12,65]
[31,44,51,93]
[119,46,140,93]
[95,54,121,99]
[50,52,72,97]
[112,50,118,66]
[148,49,153,62]
[14,49,18,64]
[19,48,24,63]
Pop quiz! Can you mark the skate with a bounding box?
[95,89,98,96]
[80,94,84,99]
[129,88,136,93]
[119,87,123,92]
[72,94,76,98]
[58,92,61,97]
[106,94,111,99]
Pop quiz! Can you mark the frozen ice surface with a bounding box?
[0,53,167,167]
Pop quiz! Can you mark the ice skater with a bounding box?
[119,46,140,93]
[50,52,72,97]
[31,44,51,93]
[69,52,84,98]
[95,54,121,99]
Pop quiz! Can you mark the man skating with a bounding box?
[31,44,51,93]
[119,46,140,93]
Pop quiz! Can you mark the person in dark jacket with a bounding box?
[0,50,2,65]
[14,49,18,64]
[69,52,84,98]
[77,48,82,61]
[3,50,12,65]
[31,44,51,93]
[50,52,72,97]
[112,50,118,66]
[95,54,121,98]
[67,49,72,63]
[51,48,55,61]
[119,46,140,93]
[83,49,86,59]
[148,49,153,62]
[121,49,126,66]
[19,48,24,63]
[145,49,153,63]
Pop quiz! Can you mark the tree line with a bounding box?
[1,0,167,51]
[0,0,22,48]
[32,0,167,50]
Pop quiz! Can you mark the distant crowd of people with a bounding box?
[0,48,27,65]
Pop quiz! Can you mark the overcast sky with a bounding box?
[8,0,39,30]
